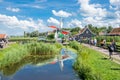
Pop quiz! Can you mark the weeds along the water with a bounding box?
[0,43,29,67]
[69,41,120,80]
[69,41,102,80]
[26,42,61,55]
[0,42,63,68]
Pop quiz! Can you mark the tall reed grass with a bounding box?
[0,42,63,68]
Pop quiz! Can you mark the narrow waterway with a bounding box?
[0,49,80,80]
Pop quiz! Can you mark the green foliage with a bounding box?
[30,30,39,37]
[107,26,113,33]
[96,36,120,43]
[9,37,37,42]
[54,42,63,50]
[47,33,54,39]
[69,41,80,51]
[0,42,62,68]
[70,27,81,36]
[0,44,29,67]
[26,42,58,56]
[87,24,113,35]
[71,42,120,80]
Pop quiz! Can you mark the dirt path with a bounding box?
[82,43,120,64]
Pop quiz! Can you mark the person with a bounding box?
[112,39,116,52]
[100,39,106,48]
[94,38,97,46]
[108,42,114,59]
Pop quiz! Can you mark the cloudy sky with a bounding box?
[0,0,120,35]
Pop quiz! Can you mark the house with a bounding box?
[99,31,106,36]
[0,34,8,48]
[75,27,96,39]
[108,27,120,36]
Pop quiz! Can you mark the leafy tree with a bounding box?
[30,30,39,37]
[47,33,54,39]
[107,26,113,33]
[70,27,81,35]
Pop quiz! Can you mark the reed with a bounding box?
[0,42,62,68]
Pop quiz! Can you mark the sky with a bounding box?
[0,0,120,35]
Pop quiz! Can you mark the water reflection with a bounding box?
[0,48,79,80]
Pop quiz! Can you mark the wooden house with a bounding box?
[75,27,96,39]
[108,27,120,36]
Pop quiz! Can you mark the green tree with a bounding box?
[70,27,81,35]
[107,26,113,33]
[47,33,54,39]
[30,30,39,37]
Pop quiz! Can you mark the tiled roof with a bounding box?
[0,34,7,38]
[79,28,85,34]
[109,28,120,35]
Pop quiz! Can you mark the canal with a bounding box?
[0,49,79,80]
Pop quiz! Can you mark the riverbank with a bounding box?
[70,41,120,80]
[0,42,62,68]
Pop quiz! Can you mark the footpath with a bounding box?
[82,43,120,64]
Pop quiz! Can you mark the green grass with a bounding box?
[69,41,120,80]
[84,46,120,80]
[0,42,63,68]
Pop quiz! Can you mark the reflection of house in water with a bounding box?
[108,27,120,36]
[75,27,96,41]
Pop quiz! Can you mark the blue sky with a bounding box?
[0,0,120,35]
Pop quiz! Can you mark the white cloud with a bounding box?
[68,19,82,28]
[31,5,44,9]
[6,7,20,12]
[78,0,107,17]
[47,17,60,26]
[0,14,36,29]
[110,0,120,10]
[77,0,118,27]
[52,10,72,18]
[0,14,51,35]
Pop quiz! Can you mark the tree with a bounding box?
[107,26,113,33]
[70,27,81,35]
[30,30,39,37]
[47,33,54,39]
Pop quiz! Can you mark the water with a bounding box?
[0,49,80,80]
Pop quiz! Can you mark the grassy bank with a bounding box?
[0,42,62,68]
[69,41,120,80]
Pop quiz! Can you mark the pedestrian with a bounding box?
[94,38,97,46]
[108,42,114,59]
[112,39,116,52]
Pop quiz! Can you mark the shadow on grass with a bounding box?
[111,68,120,70]
[101,57,108,60]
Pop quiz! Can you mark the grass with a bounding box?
[85,46,120,80]
[0,42,63,68]
[69,41,120,80]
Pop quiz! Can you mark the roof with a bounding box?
[75,27,96,38]
[79,28,85,34]
[0,34,7,39]
[109,27,120,36]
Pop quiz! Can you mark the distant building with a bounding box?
[108,27,120,36]
[0,34,8,43]
[99,31,106,36]
[0,34,8,48]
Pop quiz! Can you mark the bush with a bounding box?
[69,41,80,51]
